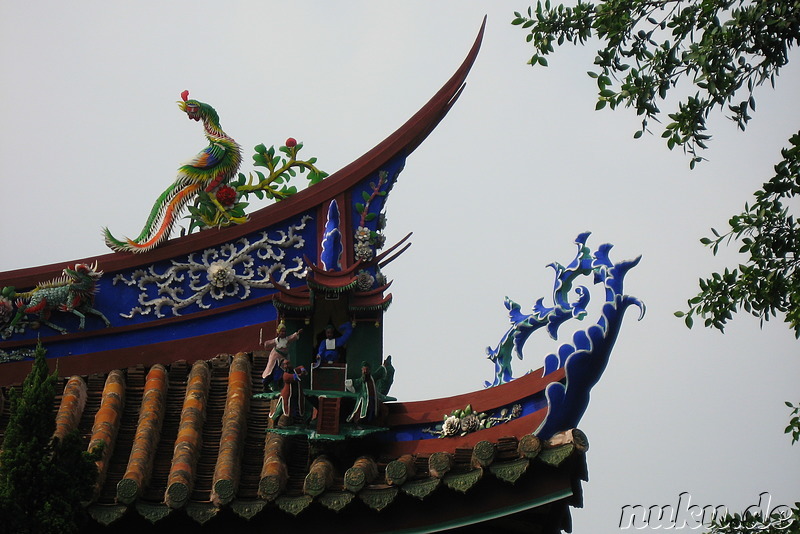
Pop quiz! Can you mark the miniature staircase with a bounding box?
[316,397,341,435]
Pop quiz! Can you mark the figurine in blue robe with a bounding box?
[314,322,353,366]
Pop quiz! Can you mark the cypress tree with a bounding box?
[0,344,100,534]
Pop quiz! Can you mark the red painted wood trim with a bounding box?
[386,367,565,426]
[382,406,550,457]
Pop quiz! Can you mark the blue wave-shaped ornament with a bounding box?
[483,233,645,439]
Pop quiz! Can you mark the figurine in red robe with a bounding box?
[269,358,307,426]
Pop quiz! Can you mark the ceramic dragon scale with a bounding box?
[103,91,242,253]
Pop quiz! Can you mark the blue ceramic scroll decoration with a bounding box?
[485,232,645,438]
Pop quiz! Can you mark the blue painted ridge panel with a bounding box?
[27,300,278,360]
[103,210,316,326]
[350,158,406,232]
[4,210,316,344]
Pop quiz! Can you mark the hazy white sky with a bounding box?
[2,2,798,532]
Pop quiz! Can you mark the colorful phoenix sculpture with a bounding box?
[103,90,242,253]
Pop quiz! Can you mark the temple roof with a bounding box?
[0,352,588,533]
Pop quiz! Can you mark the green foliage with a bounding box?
[187,139,328,233]
[0,344,100,534]
[354,171,390,227]
[704,504,800,533]
[244,139,327,198]
[676,132,800,336]
[513,0,800,166]
[787,401,800,444]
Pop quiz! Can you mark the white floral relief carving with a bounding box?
[113,216,312,318]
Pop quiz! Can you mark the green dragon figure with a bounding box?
[6,262,110,334]
[103,90,242,253]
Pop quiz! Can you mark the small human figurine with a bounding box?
[262,321,302,391]
[376,355,395,396]
[269,358,308,426]
[314,322,353,367]
[345,359,390,426]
